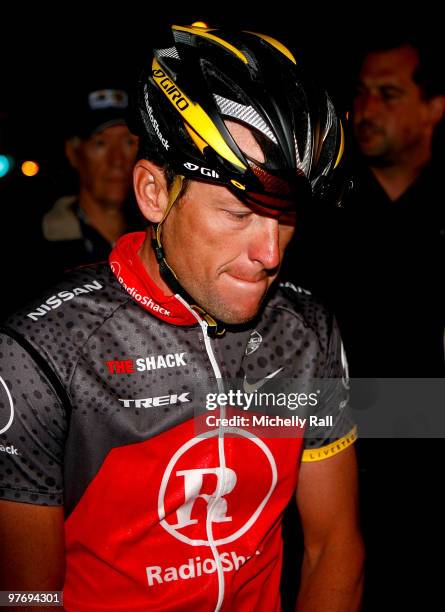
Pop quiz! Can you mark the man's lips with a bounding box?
[356,122,384,139]
[223,271,270,287]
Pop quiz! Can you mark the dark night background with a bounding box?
[2,5,438,182]
[1,4,443,610]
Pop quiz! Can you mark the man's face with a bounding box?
[161,123,296,325]
[353,45,433,163]
[72,124,138,207]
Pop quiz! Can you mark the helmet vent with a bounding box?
[213,94,277,145]
[323,97,335,144]
[173,30,192,45]
[157,46,180,60]
[294,119,312,177]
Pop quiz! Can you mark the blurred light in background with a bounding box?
[0,154,13,178]
[21,160,40,177]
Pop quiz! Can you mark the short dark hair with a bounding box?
[136,140,176,189]
[357,32,445,100]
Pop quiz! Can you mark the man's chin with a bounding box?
[206,298,264,326]
[180,279,268,326]
[217,310,259,326]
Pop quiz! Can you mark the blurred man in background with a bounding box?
[281,34,445,609]
[339,36,445,611]
[285,35,445,377]
[340,37,445,377]
[41,86,140,281]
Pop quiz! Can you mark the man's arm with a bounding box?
[0,500,65,590]
[295,446,364,612]
[0,331,67,593]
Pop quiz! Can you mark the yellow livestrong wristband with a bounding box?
[301,426,358,462]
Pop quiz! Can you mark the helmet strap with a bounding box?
[151,175,225,337]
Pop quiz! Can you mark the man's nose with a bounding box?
[249,217,281,271]
[108,144,127,167]
[355,91,382,119]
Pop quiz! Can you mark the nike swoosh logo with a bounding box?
[243,367,284,393]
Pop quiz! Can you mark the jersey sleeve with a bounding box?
[301,317,357,462]
[0,333,66,505]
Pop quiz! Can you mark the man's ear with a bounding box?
[134,160,169,223]
[429,95,445,127]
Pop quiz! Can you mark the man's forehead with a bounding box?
[225,120,265,163]
[359,46,419,85]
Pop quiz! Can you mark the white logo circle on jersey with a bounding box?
[158,429,277,547]
[0,375,14,435]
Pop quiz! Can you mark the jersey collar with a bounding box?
[109,232,197,326]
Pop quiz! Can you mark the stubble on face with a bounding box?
[160,122,295,325]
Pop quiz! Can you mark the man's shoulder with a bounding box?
[265,280,334,340]
[3,263,128,336]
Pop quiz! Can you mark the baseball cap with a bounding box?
[68,87,130,139]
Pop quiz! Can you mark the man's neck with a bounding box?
[369,147,432,202]
[79,192,127,244]
[138,232,174,296]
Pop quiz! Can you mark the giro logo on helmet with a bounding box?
[183,162,219,179]
[152,69,190,111]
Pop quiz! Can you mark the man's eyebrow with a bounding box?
[379,84,405,94]
[355,81,404,93]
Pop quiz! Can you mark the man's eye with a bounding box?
[225,210,251,221]
[381,88,402,102]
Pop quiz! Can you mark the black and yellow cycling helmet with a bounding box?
[133,23,345,216]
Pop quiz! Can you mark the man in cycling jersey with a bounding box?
[0,24,364,611]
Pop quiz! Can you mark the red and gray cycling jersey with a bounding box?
[0,232,356,611]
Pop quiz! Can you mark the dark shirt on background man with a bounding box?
[311,159,444,378]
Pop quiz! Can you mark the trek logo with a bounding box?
[183,162,219,179]
[0,444,20,455]
[152,68,190,111]
[105,352,187,374]
[144,88,169,150]
[27,281,103,320]
[0,375,14,435]
[158,430,277,546]
[119,393,190,408]
[146,549,259,586]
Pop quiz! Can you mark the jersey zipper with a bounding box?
[175,295,227,612]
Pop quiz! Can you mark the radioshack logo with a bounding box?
[105,352,187,374]
[0,375,14,435]
[27,281,103,320]
[110,261,171,317]
[146,549,260,586]
[144,87,169,150]
[158,430,277,546]
[0,444,20,455]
